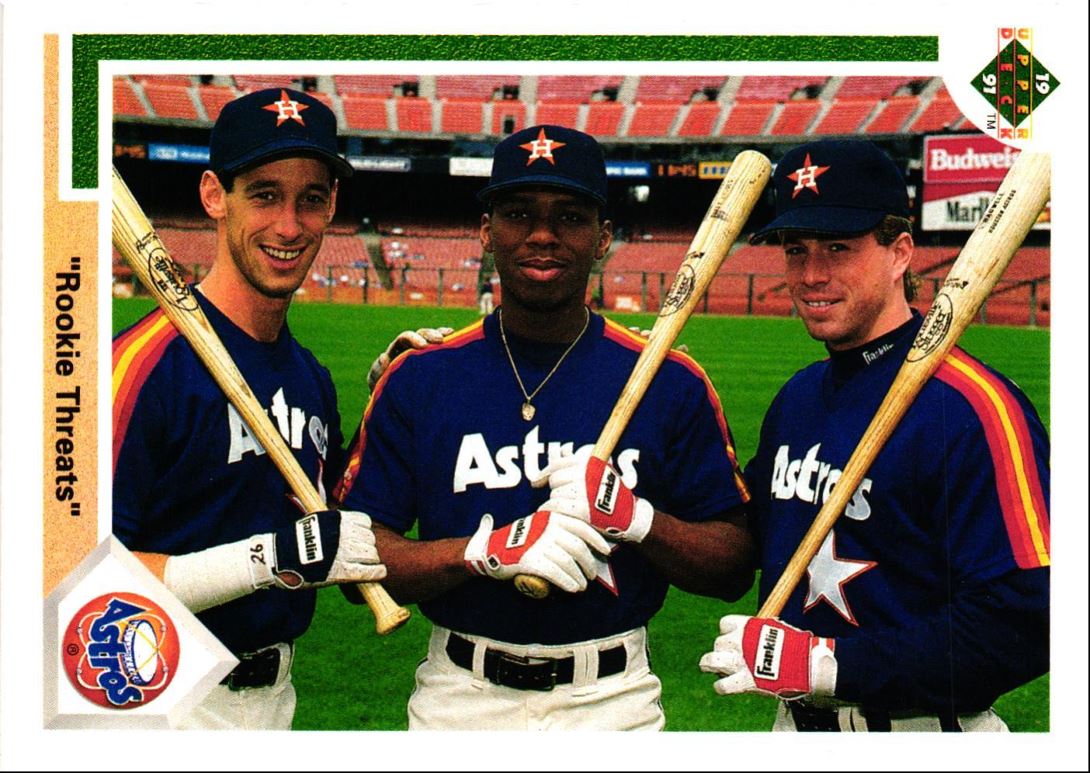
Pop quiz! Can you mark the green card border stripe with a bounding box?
[73,33,938,189]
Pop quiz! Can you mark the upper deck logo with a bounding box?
[970,28,1059,142]
[62,592,180,709]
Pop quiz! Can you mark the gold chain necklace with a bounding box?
[498,307,591,421]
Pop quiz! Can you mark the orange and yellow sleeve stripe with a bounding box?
[936,348,1050,568]
[334,320,485,502]
[111,310,179,473]
[602,319,750,501]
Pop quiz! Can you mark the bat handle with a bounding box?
[514,574,551,599]
[358,581,411,634]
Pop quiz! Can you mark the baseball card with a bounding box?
[0,0,1085,767]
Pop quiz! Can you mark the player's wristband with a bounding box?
[163,535,275,613]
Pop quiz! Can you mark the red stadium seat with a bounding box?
[626,102,681,137]
[864,95,919,134]
[836,76,922,99]
[634,76,724,102]
[719,100,776,136]
[114,78,147,117]
[735,76,828,101]
[334,74,419,97]
[441,98,484,134]
[534,102,581,129]
[537,76,622,102]
[197,85,237,122]
[584,101,625,136]
[132,74,192,86]
[677,101,722,137]
[812,98,877,135]
[769,100,821,135]
[342,95,389,131]
[909,89,966,133]
[395,97,433,133]
[435,75,520,100]
[142,82,199,120]
[233,75,310,93]
[491,101,527,134]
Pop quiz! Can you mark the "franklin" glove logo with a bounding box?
[754,624,784,680]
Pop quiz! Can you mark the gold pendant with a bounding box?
[521,402,535,421]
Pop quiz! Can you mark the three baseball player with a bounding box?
[334,124,755,730]
[112,88,386,730]
[698,140,1051,731]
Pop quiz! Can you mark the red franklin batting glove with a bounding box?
[534,451,654,543]
[698,615,837,700]
[463,511,611,593]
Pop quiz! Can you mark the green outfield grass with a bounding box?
[113,299,1051,731]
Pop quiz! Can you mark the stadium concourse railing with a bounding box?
[116,265,1051,328]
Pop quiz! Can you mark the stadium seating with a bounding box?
[583,101,625,136]
[491,101,527,134]
[909,87,966,133]
[634,76,724,102]
[114,78,147,117]
[626,102,680,137]
[441,98,484,134]
[233,75,311,93]
[719,100,776,136]
[435,75,521,100]
[197,84,238,122]
[342,94,390,131]
[836,76,920,99]
[811,98,876,135]
[735,76,828,100]
[141,82,199,120]
[769,100,821,135]
[334,74,419,97]
[864,95,919,134]
[534,102,581,128]
[395,97,433,132]
[677,101,722,137]
[537,76,622,102]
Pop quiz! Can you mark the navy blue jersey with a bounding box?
[337,310,749,644]
[113,291,344,654]
[746,314,1050,711]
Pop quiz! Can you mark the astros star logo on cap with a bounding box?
[263,89,310,126]
[787,153,831,198]
[520,127,566,166]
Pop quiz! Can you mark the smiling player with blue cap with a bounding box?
[113,87,386,730]
[336,124,756,730]
[700,139,1051,732]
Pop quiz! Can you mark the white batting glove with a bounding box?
[367,326,454,391]
[533,448,654,543]
[698,615,837,700]
[251,510,387,590]
[463,511,612,593]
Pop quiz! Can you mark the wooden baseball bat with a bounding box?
[111,166,410,635]
[758,150,1050,617]
[514,150,773,599]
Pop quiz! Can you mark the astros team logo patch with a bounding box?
[787,153,830,198]
[62,592,180,709]
[263,89,309,126]
[520,127,566,165]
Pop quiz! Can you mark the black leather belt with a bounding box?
[445,633,627,692]
[221,644,290,691]
[788,702,964,732]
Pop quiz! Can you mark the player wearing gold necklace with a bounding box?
[336,125,754,730]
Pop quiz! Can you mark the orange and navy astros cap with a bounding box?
[477,124,608,206]
[750,140,908,243]
[209,87,353,178]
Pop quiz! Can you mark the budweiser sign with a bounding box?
[923,135,1020,184]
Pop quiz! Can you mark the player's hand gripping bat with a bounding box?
[515,150,773,598]
[111,166,411,635]
[758,150,1051,617]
